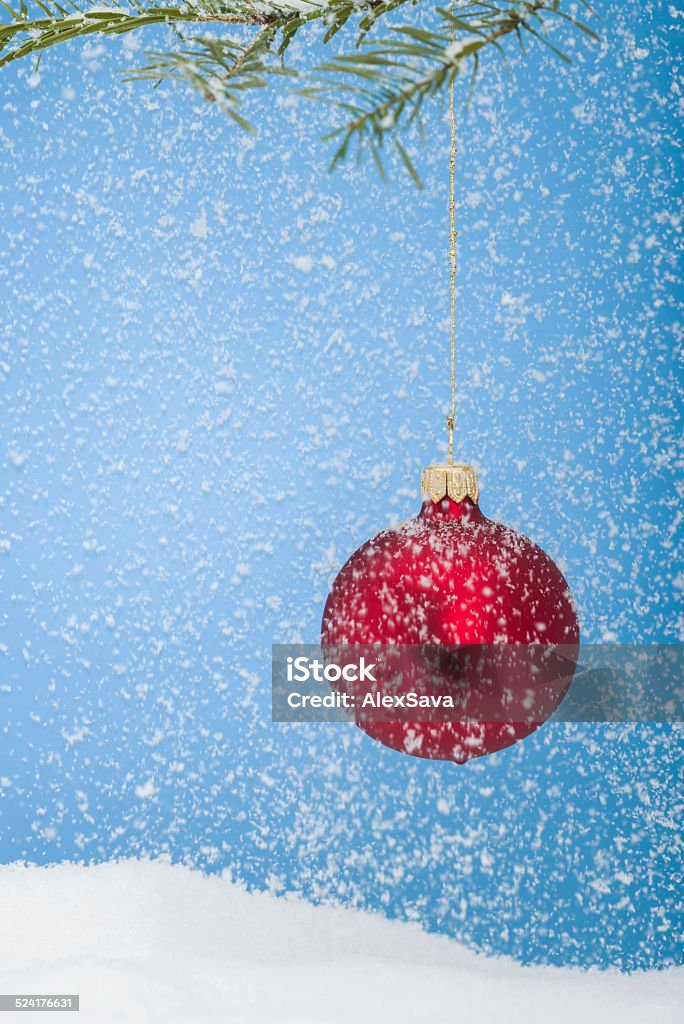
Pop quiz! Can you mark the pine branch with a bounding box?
[0,1,599,180]
[0,0,381,132]
[124,24,294,130]
[0,4,240,71]
[0,0,414,136]
[0,0,346,70]
[303,1,599,182]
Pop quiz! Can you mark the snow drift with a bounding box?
[0,859,681,1023]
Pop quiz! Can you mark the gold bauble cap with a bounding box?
[421,462,479,504]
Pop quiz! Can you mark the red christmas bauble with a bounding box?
[321,462,579,763]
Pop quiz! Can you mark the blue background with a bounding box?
[0,1,681,970]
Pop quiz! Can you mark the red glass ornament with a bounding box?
[321,471,579,763]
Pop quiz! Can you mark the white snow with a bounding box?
[0,859,681,1024]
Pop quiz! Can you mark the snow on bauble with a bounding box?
[322,462,580,763]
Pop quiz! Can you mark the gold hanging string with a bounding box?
[446,13,457,466]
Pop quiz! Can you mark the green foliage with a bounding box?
[303,2,599,181]
[124,26,294,131]
[0,1,599,180]
[0,2,263,69]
